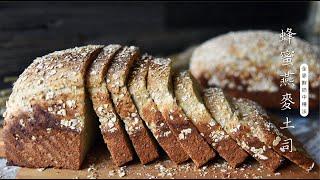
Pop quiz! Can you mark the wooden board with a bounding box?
[14,142,320,179]
[0,119,319,179]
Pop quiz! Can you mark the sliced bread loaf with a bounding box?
[106,46,159,164]
[128,55,189,164]
[203,87,284,172]
[147,58,215,167]
[174,71,248,167]
[87,45,135,166]
[232,98,315,172]
[3,45,103,169]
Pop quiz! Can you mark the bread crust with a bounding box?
[128,55,189,164]
[106,46,159,164]
[174,71,248,168]
[147,58,215,167]
[87,45,134,166]
[191,30,320,109]
[232,98,316,172]
[4,105,82,169]
[3,45,103,169]
[203,87,284,172]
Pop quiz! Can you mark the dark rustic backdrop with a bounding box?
[0,2,319,168]
[0,2,316,89]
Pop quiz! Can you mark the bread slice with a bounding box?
[3,45,103,169]
[173,71,248,168]
[203,87,284,172]
[87,45,135,166]
[232,98,316,172]
[128,55,189,164]
[147,57,215,167]
[106,46,159,164]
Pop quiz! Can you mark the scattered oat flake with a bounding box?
[274,172,281,176]
[37,168,46,172]
[118,166,127,177]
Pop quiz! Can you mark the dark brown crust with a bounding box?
[162,107,215,167]
[128,56,189,164]
[91,92,134,166]
[215,135,249,167]
[233,126,284,172]
[197,123,248,168]
[198,74,319,110]
[147,58,215,167]
[173,71,248,167]
[232,97,316,171]
[3,105,82,170]
[3,45,103,170]
[203,88,284,172]
[106,47,159,164]
[113,89,159,164]
[87,46,135,166]
[233,98,315,171]
[141,101,190,164]
[267,133,315,172]
[101,128,134,166]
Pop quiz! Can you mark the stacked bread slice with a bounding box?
[173,71,248,168]
[148,58,215,167]
[231,98,315,171]
[128,55,189,164]
[3,45,315,173]
[105,46,159,164]
[203,88,284,171]
[87,45,134,166]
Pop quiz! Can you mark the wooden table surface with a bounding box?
[0,117,319,179]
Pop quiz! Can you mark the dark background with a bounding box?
[0,2,319,166]
[0,2,318,88]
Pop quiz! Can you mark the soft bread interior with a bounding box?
[80,92,100,163]
[80,50,103,164]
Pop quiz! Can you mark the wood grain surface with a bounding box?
[0,116,319,179]
[14,147,320,179]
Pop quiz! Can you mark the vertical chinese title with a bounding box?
[279,28,296,153]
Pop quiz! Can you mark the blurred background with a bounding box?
[0,2,319,177]
[0,3,319,112]
[0,1,319,86]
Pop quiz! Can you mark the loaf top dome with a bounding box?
[190,30,320,92]
[4,45,103,131]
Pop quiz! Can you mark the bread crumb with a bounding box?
[37,168,46,172]
[118,166,127,177]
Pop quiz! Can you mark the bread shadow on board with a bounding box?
[63,114,319,179]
